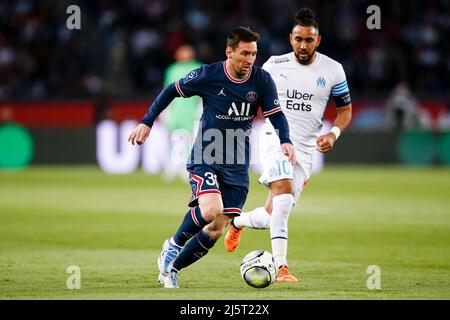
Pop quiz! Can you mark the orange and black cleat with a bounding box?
[276,265,298,282]
[224,223,244,252]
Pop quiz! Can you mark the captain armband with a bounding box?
[333,92,352,108]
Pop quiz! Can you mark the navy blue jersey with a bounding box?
[179,61,280,169]
[141,61,291,171]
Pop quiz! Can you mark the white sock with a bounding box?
[270,194,294,269]
[233,207,271,229]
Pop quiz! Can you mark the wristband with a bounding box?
[330,126,341,140]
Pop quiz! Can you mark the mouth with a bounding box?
[298,51,309,58]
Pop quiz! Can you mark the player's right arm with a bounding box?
[129,66,206,145]
[128,83,179,145]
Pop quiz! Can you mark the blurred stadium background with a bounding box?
[0,0,449,300]
[1,0,449,167]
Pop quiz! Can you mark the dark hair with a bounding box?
[227,26,260,50]
[294,8,319,31]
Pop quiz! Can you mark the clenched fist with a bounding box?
[316,132,337,153]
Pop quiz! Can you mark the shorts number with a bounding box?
[272,160,290,177]
[204,172,218,187]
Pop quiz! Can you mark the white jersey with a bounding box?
[262,51,350,154]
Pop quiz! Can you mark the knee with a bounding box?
[199,201,224,222]
[270,179,293,196]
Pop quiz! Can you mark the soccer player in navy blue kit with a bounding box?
[128,27,296,288]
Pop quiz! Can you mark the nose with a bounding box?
[300,41,307,49]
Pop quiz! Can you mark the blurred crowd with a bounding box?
[0,0,448,100]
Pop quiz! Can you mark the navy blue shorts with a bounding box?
[187,164,249,217]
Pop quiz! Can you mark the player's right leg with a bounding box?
[268,179,297,282]
[159,193,224,288]
[158,166,223,288]
[225,126,295,252]
[224,136,297,281]
[224,192,273,252]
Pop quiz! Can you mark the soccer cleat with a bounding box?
[157,238,182,274]
[158,269,179,289]
[158,267,180,289]
[224,223,244,252]
[275,265,298,282]
[164,271,179,288]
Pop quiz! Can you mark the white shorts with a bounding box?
[258,122,312,204]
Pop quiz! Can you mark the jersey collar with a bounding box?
[291,51,321,67]
[223,61,252,84]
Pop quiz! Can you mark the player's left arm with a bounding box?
[316,104,352,153]
[317,65,353,153]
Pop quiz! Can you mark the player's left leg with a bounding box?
[273,153,312,282]
[158,166,223,288]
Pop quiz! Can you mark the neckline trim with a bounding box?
[223,61,252,83]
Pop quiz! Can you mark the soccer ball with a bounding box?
[240,250,276,288]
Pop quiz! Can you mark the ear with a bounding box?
[316,34,321,47]
[289,33,293,46]
[225,47,233,59]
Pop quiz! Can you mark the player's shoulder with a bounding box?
[317,52,344,71]
[182,62,218,83]
[266,52,293,65]
[251,65,275,85]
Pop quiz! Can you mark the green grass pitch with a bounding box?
[0,165,449,299]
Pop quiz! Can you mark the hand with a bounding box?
[316,132,336,153]
[281,143,296,165]
[128,123,151,145]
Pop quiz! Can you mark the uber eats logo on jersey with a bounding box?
[286,90,314,112]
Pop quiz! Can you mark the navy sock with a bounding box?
[173,207,208,247]
[172,230,217,271]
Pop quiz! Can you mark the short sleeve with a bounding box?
[175,66,206,98]
[331,64,352,107]
[260,71,282,117]
[261,57,274,73]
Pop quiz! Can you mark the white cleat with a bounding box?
[157,238,182,288]
[162,271,179,289]
[157,238,182,274]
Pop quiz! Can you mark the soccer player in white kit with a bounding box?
[224,8,352,282]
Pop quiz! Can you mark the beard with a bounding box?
[295,49,316,65]
[235,66,251,78]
